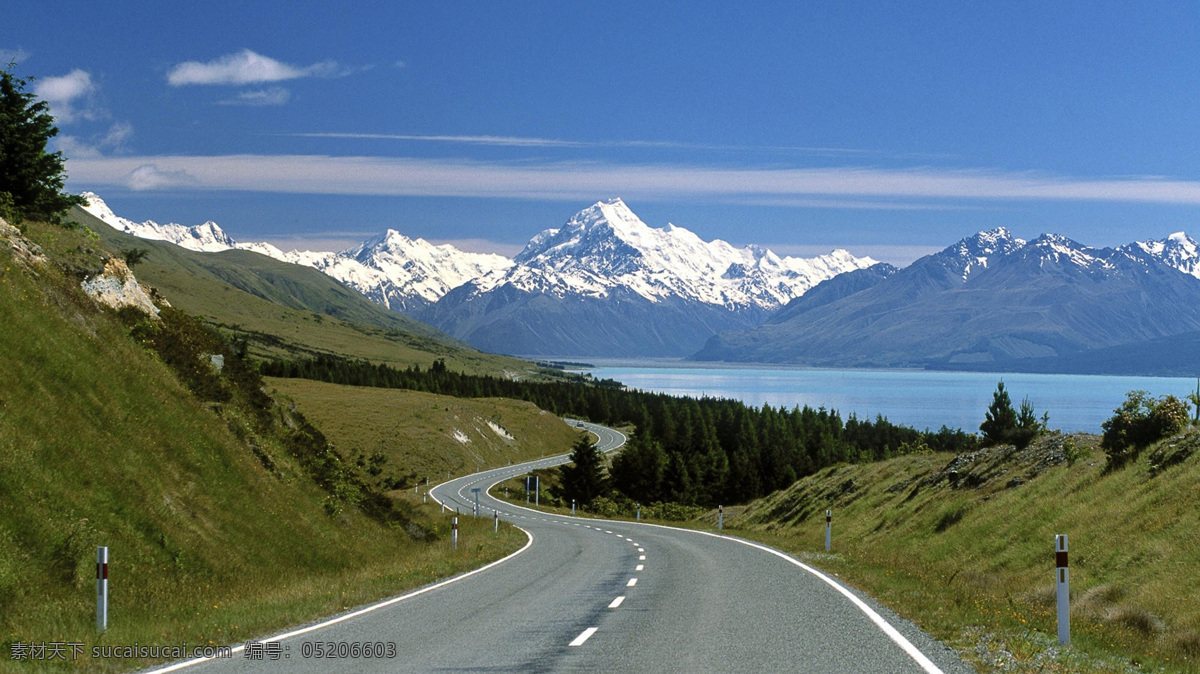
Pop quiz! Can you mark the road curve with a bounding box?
[156,420,969,673]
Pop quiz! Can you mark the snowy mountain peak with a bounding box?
[82,192,237,252]
[495,199,876,309]
[1127,231,1200,279]
[936,227,1026,281]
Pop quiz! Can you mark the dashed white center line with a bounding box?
[636,564,643,571]
[569,627,598,647]
[626,578,638,587]
[637,548,644,553]
[639,555,645,561]
[605,530,613,534]
[625,537,633,542]
[608,596,625,609]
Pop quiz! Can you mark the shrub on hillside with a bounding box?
[1101,391,1190,469]
[980,382,1044,449]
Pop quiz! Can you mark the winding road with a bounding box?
[154,420,969,673]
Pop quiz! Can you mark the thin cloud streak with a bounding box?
[289,132,872,155]
[167,49,340,86]
[65,154,1200,206]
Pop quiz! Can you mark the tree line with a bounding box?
[261,354,979,506]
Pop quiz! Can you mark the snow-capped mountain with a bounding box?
[421,199,877,356]
[81,193,511,312]
[695,226,1200,371]
[1124,231,1200,279]
[476,198,875,308]
[82,192,237,252]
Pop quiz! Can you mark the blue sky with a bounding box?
[6,1,1200,263]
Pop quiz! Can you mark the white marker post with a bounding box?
[535,475,539,507]
[718,505,723,530]
[452,517,458,550]
[825,510,832,552]
[494,510,499,533]
[423,492,427,504]
[1056,534,1070,645]
[636,504,641,521]
[96,546,108,631]
[525,476,530,504]
[572,499,576,516]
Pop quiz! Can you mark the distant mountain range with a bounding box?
[83,194,874,357]
[694,227,1200,374]
[85,193,1200,374]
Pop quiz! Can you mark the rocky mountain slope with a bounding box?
[421,199,876,356]
[695,227,1200,372]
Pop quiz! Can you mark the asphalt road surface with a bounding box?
[152,420,970,673]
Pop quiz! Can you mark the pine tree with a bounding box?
[557,434,609,507]
[980,381,1018,446]
[0,68,84,224]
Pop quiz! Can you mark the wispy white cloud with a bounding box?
[167,49,340,86]
[55,122,133,158]
[124,164,198,190]
[0,47,30,64]
[219,87,292,106]
[290,132,871,155]
[33,69,101,123]
[64,154,1200,207]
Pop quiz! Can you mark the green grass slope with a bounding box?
[0,219,524,671]
[68,207,538,378]
[267,378,582,485]
[726,432,1200,672]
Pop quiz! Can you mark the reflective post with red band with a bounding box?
[825,510,832,552]
[452,517,458,550]
[96,546,108,631]
[1056,534,1069,645]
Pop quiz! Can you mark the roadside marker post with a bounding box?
[825,510,832,552]
[636,503,641,521]
[96,547,108,631]
[572,499,575,516]
[452,517,458,550]
[526,476,530,504]
[718,505,723,531]
[423,492,426,504]
[1056,534,1070,645]
[472,488,481,518]
[535,475,540,507]
[494,510,499,533]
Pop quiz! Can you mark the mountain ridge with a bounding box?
[694,227,1200,372]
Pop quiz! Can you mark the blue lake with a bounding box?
[579,360,1199,434]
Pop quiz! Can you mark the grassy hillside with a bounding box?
[725,432,1200,672]
[266,378,582,485]
[0,218,525,671]
[67,207,540,378]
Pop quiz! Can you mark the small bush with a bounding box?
[1101,391,1190,469]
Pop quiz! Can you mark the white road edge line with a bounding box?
[145,528,536,673]
[484,422,943,674]
[569,627,599,646]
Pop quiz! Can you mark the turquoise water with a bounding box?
[582,361,1199,433]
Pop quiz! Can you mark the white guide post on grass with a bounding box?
[494,510,499,533]
[636,503,641,521]
[96,546,108,631]
[472,487,481,518]
[1056,534,1069,645]
[535,475,540,507]
[452,517,458,550]
[718,505,723,530]
[572,499,575,515]
[825,510,832,552]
